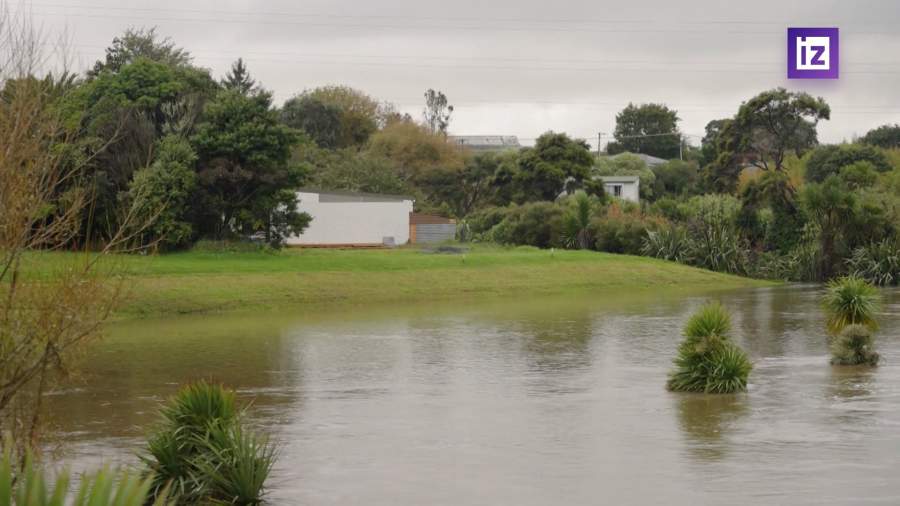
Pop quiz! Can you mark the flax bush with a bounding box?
[668,302,752,394]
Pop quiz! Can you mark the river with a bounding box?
[47,285,900,505]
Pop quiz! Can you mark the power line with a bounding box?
[24,7,900,36]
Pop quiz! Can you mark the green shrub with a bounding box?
[642,226,690,262]
[681,194,742,228]
[687,223,749,275]
[683,301,732,339]
[805,144,892,183]
[591,203,666,255]
[667,302,752,394]
[830,324,879,366]
[0,449,169,506]
[489,202,564,248]
[141,381,277,505]
[822,276,880,335]
[847,239,900,286]
[459,206,510,239]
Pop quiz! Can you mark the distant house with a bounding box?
[600,176,640,203]
[287,190,414,247]
[612,152,667,168]
[448,135,521,152]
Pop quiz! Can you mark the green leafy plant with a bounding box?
[0,449,169,506]
[642,226,690,263]
[847,239,900,286]
[560,191,598,249]
[667,302,752,394]
[141,381,277,505]
[830,324,879,366]
[822,276,880,335]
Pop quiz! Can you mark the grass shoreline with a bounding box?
[24,245,775,319]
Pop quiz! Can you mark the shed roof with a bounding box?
[599,176,641,184]
[448,135,521,149]
[297,188,415,203]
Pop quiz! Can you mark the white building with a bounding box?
[600,176,640,203]
[286,190,414,247]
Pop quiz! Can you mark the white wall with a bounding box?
[603,182,640,203]
[286,192,413,246]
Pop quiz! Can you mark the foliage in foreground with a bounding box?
[141,382,277,505]
[830,324,879,366]
[0,449,169,506]
[822,276,881,335]
[668,302,752,394]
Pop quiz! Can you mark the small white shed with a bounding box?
[600,176,640,203]
[286,190,414,247]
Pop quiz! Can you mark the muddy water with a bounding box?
[48,285,900,505]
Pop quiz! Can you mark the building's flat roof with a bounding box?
[297,188,415,202]
[599,175,641,184]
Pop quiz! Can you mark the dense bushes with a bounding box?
[591,203,666,254]
[805,144,892,183]
[667,302,752,394]
[847,239,900,286]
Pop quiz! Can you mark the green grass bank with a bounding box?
[23,245,774,318]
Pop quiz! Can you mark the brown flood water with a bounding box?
[47,285,900,505]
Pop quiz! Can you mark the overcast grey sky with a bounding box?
[26,0,900,147]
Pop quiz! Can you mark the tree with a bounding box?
[800,175,858,279]
[700,118,730,167]
[125,135,198,250]
[221,58,257,96]
[515,132,593,202]
[62,56,215,244]
[365,120,464,182]
[721,88,830,172]
[1,13,155,454]
[303,85,379,147]
[88,27,192,78]
[651,159,700,198]
[280,95,342,149]
[302,145,408,196]
[417,152,502,217]
[805,144,892,183]
[860,124,900,149]
[190,88,309,242]
[611,103,681,159]
[423,89,453,134]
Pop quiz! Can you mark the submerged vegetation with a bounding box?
[823,276,882,366]
[667,302,753,394]
[141,382,277,505]
[822,276,881,335]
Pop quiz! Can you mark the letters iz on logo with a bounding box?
[787,28,839,79]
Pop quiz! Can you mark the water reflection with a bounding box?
[675,393,749,461]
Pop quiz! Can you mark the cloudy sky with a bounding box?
[23,0,900,148]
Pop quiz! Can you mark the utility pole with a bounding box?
[597,132,606,156]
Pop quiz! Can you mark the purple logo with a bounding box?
[788,28,839,79]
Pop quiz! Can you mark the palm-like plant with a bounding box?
[141,381,277,505]
[561,191,597,250]
[822,276,880,335]
[668,302,752,394]
[830,324,879,366]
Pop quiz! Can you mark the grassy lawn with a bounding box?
[21,245,773,318]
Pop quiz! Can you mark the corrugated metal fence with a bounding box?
[410,213,457,244]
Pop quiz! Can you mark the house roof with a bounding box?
[612,152,668,167]
[297,188,415,202]
[599,176,641,184]
[448,135,521,150]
